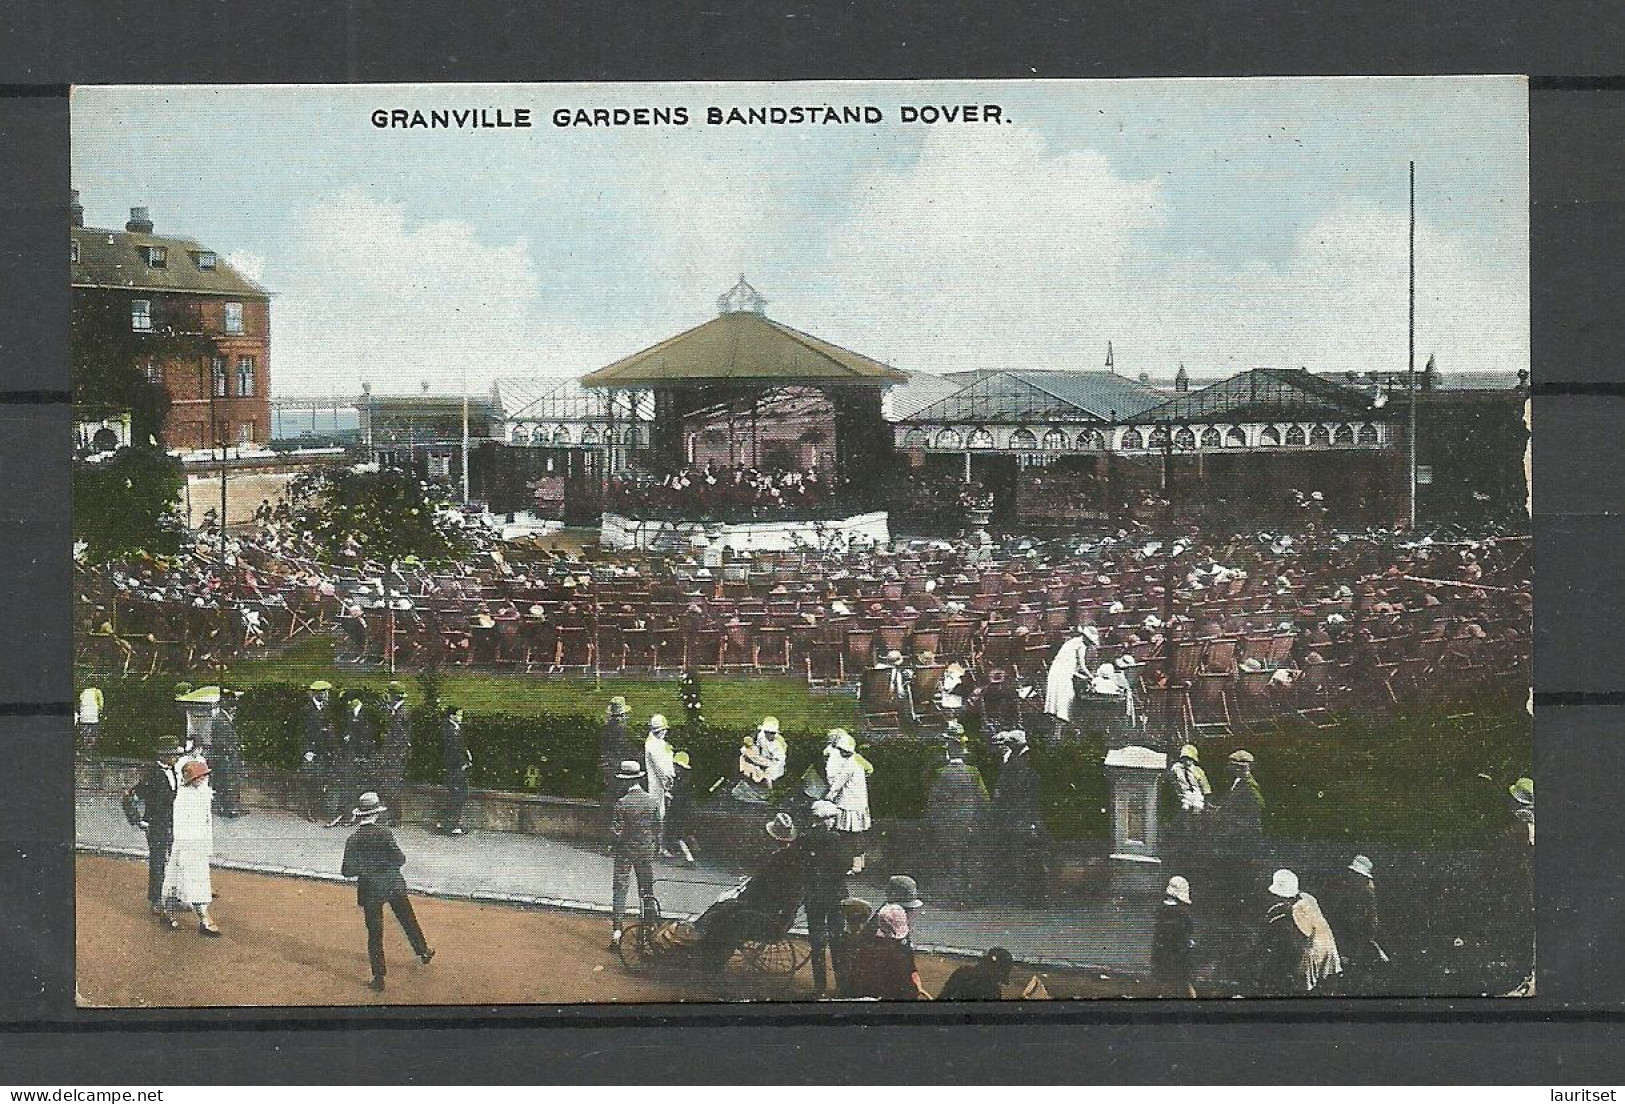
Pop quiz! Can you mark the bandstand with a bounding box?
[580,279,907,551]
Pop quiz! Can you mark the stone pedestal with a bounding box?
[1103,745,1167,864]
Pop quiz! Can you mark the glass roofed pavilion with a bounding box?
[578,278,907,497]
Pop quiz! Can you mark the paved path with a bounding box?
[74,792,1158,973]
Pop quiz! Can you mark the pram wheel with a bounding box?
[616,921,657,972]
[741,937,805,977]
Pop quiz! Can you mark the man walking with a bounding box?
[121,738,184,923]
[926,731,989,906]
[802,799,850,998]
[300,680,335,823]
[376,682,412,827]
[340,792,434,993]
[609,759,659,953]
[989,729,1046,906]
[1323,854,1389,994]
[598,696,634,799]
[439,705,472,836]
[210,688,248,818]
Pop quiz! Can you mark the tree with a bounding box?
[286,465,472,564]
[72,292,219,449]
[73,447,186,564]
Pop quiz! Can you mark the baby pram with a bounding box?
[617,845,810,976]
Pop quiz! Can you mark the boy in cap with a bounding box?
[609,760,660,951]
[341,792,434,993]
[1166,744,1210,857]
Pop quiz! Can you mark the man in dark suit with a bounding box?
[375,682,412,827]
[340,791,434,992]
[300,681,335,822]
[989,729,1046,906]
[439,705,472,836]
[598,696,634,800]
[608,760,659,952]
[210,688,247,818]
[121,739,184,921]
[801,800,850,998]
[926,731,989,906]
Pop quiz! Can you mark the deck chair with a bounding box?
[653,627,688,672]
[555,625,593,672]
[755,626,791,673]
[805,640,845,687]
[1184,674,1235,739]
[622,628,656,672]
[858,666,904,736]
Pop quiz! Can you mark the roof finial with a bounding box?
[718,275,768,316]
[1105,341,1115,373]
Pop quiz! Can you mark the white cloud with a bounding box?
[269,190,608,396]
[223,250,266,283]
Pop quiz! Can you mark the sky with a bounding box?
[71,79,1528,398]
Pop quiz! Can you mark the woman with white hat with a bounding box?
[161,760,220,936]
[1043,626,1098,733]
[1150,875,1197,997]
[1255,868,1341,995]
[823,729,871,874]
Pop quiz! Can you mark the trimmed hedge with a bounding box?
[84,675,1528,843]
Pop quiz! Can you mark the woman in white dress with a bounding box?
[823,729,871,874]
[162,759,221,935]
[1043,627,1099,733]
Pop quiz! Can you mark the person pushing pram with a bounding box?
[660,813,807,972]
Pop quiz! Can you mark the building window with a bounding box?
[211,356,228,398]
[1077,430,1103,451]
[902,428,929,449]
[1358,423,1380,446]
[1285,424,1307,446]
[428,454,451,478]
[552,425,572,446]
[143,360,160,384]
[140,245,167,269]
[933,428,962,450]
[625,426,643,447]
[966,427,994,449]
[238,421,255,443]
[1200,426,1221,448]
[1310,424,1332,447]
[1333,423,1356,445]
[1120,428,1144,450]
[1009,428,1038,451]
[193,251,216,270]
[581,425,601,446]
[1174,427,1196,450]
[70,239,79,263]
[1260,425,1282,447]
[236,355,256,397]
[1148,426,1170,449]
[1224,426,1247,448]
[224,301,244,335]
[131,299,153,332]
[1042,428,1069,451]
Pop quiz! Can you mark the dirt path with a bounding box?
[77,854,1140,1007]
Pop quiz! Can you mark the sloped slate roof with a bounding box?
[898,370,1165,424]
[1141,368,1376,423]
[579,311,907,387]
[71,226,268,297]
[495,377,654,422]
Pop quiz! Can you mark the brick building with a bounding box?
[71,194,272,450]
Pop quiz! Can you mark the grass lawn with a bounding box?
[218,637,859,733]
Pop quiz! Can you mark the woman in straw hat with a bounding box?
[161,760,221,936]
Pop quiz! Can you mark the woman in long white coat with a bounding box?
[162,760,221,935]
[1043,627,1098,728]
[824,729,871,873]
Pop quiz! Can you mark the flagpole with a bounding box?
[1408,160,1417,532]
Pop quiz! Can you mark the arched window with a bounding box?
[1309,424,1331,447]
[1174,427,1196,450]
[1148,425,1171,448]
[1200,426,1222,448]
[1285,424,1307,446]
[934,428,963,450]
[624,426,643,447]
[1078,430,1103,451]
[1042,428,1069,450]
[553,424,572,446]
[1333,423,1355,445]
[1009,428,1038,450]
[902,428,929,449]
[967,427,994,449]
[1120,428,1144,450]
[1224,426,1247,448]
[1358,422,1380,445]
[1260,425,1282,447]
[580,425,601,445]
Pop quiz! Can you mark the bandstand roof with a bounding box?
[897,370,1165,425]
[1141,368,1379,423]
[579,310,908,389]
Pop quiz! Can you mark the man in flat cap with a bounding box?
[599,696,634,801]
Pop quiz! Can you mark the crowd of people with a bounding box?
[606,465,848,521]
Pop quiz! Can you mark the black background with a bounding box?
[3,0,1622,1083]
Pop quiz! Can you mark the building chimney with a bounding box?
[1175,365,1189,393]
[126,206,153,233]
[70,190,84,228]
